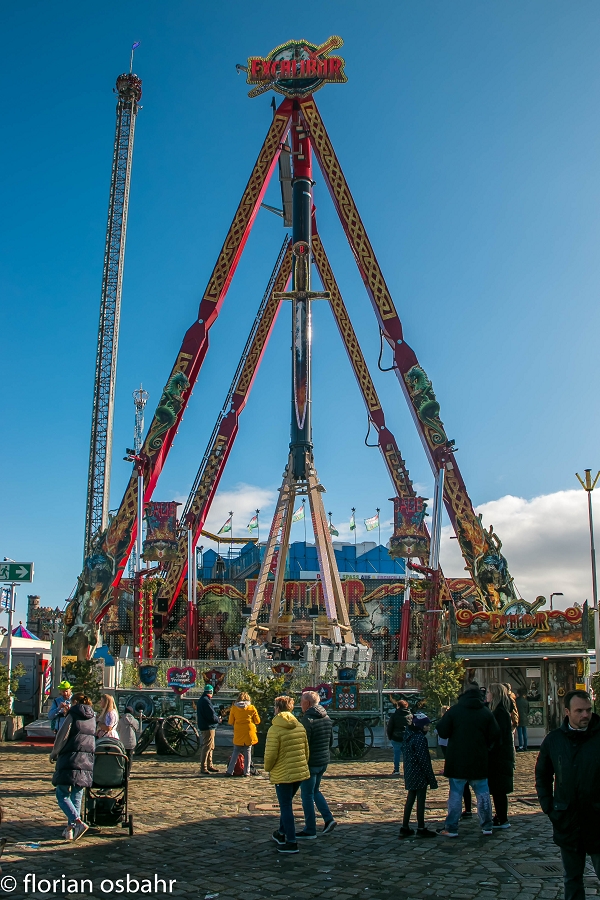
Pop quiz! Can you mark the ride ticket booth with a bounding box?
[444,600,590,746]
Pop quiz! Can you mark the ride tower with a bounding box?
[83,67,142,561]
[242,115,354,649]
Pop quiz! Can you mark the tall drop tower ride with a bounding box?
[83,70,142,560]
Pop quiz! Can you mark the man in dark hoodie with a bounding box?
[297,690,336,839]
[536,690,600,900]
[435,682,499,837]
[196,684,221,775]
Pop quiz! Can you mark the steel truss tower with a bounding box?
[84,73,142,560]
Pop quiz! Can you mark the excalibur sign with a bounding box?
[246,36,347,98]
[0,562,34,583]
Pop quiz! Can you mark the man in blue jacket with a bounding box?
[197,684,221,775]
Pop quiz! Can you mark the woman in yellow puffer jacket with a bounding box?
[264,696,310,853]
[225,692,261,776]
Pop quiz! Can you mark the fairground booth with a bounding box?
[442,590,590,746]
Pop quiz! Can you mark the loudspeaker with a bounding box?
[156,596,168,613]
[152,614,163,629]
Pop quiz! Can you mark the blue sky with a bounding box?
[2,1,600,619]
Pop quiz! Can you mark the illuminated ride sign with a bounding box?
[455,600,583,645]
[246,36,347,98]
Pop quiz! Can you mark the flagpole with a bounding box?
[303,498,307,543]
[351,507,356,547]
[377,508,381,571]
[229,510,233,564]
[129,41,140,74]
[256,508,260,544]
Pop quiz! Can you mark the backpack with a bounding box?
[233,753,245,776]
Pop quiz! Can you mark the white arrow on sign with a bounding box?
[15,566,28,579]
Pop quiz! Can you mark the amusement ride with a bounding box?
[65,37,521,667]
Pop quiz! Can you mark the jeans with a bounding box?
[517,725,528,750]
[275,782,300,843]
[560,848,600,900]
[300,766,333,835]
[391,741,403,772]
[199,729,215,771]
[444,778,493,833]
[226,744,252,775]
[55,785,83,826]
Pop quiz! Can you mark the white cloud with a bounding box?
[199,483,277,551]
[439,489,596,608]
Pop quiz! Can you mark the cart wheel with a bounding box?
[161,716,200,757]
[332,717,374,759]
[133,723,155,756]
[128,814,134,836]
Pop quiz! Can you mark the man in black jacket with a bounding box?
[297,691,336,839]
[196,684,221,775]
[435,683,500,837]
[535,690,600,900]
[387,697,412,775]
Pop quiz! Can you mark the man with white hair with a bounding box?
[297,690,336,839]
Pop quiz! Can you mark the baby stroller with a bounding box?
[84,737,133,835]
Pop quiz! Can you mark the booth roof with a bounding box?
[0,636,51,651]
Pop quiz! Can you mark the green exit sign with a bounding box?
[0,562,34,582]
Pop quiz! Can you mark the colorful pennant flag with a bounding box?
[247,514,259,532]
[217,515,232,535]
[350,511,356,531]
[329,522,339,537]
[364,513,379,532]
[292,504,305,523]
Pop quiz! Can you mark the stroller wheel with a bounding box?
[128,814,134,836]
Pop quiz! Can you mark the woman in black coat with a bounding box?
[486,683,515,828]
[50,692,96,841]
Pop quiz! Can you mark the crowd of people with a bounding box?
[47,677,600,899]
[48,681,139,841]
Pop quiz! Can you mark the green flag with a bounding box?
[364,513,379,532]
[217,515,232,535]
[350,511,356,531]
[292,505,305,523]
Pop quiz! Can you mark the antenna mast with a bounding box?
[83,65,142,560]
[129,385,149,576]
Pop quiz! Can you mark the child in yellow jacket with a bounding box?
[225,692,261,777]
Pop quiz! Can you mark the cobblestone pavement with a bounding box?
[0,744,596,900]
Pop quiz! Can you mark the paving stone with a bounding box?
[0,745,592,899]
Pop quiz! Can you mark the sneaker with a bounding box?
[416,827,437,839]
[436,828,459,838]
[322,819,337,835]
[398,826,415,838]
[492,820,511,829]
[482,828,493,836]
[72,821,89,841]
[296,831,318,840]
[460,811,473,819]
[272,830,286,846]
[277,842,299,854]
[390,770,400,776]
[62,827,74,841]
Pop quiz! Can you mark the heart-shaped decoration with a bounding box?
[166,666,197,695]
